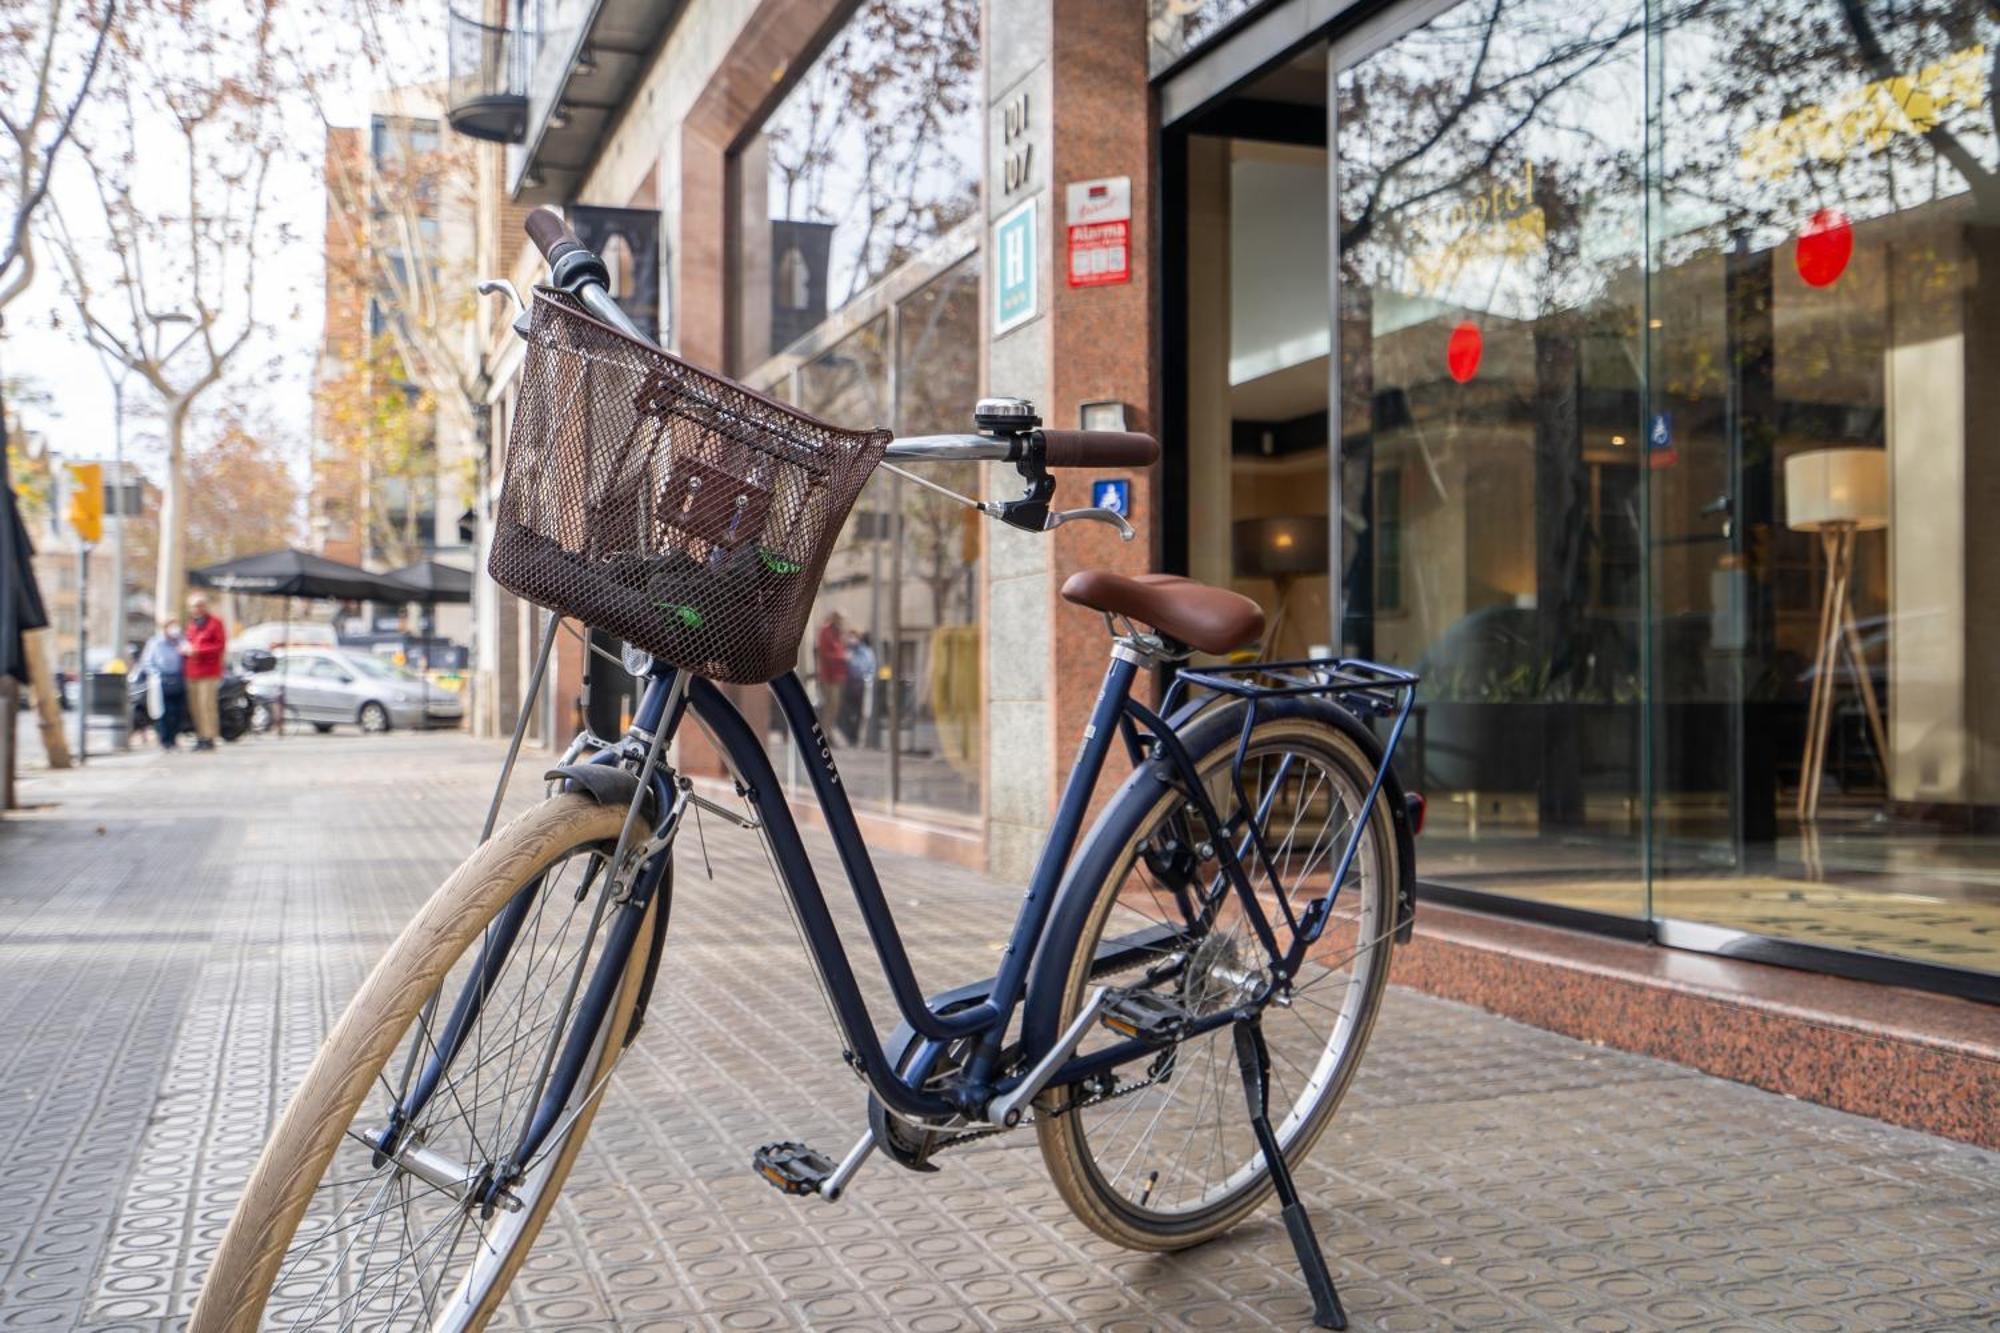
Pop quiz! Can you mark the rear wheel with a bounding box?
[1035,703,1400,1250]
[192,795,658,1331]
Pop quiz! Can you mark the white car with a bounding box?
[248,649,464,734]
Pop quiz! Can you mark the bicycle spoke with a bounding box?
[1065,733,1392,1220]
[264,836,639,1329]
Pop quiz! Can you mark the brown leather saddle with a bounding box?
[1060,571,1265,655]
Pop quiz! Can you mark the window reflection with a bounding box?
[1332,0,2000,972]
[1647,0,2000,972]
[732,0,980,370]
[765,259,984,819]
[1337,0,1649,909]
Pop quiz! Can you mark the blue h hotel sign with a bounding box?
[993,198,1037,335]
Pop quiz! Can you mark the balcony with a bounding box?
[506,0,689,203]
[445,10,530,144]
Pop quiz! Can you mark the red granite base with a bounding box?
[1393,903,2000,1149]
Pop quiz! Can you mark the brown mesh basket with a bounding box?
[489,289,889,684]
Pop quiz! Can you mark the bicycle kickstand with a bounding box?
[1233,1015,1347,1331]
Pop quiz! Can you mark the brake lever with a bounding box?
[1045,507,1136,541]
[478,278,532,338]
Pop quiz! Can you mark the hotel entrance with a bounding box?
[1161,0,2000,998]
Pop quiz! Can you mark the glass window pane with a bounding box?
[1650,0,2000,973]
[1336,0,1647,913]
[792,317,893,808]
[892,259,982,815]
[731,0,980,370]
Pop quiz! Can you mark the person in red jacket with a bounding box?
[183,594,227,751]
[813,611,848,744]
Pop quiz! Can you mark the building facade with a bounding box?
[312,87,479,648]
[448,0,2000,1020]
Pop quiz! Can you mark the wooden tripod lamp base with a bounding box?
[1785,448,1889,823]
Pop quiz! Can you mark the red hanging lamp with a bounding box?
[1796,208,1853,288]
[1446,321,1482,383]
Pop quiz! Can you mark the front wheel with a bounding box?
[1034,700,1401,1250]
[358,701,391,733]
[192,795,659,1331]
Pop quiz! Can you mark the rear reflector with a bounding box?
[1405,792,1426,836]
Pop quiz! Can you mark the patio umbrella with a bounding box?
[190,549,402,740]
[190,548,404,602]
[383,559,475,671]
[383,559,473,604]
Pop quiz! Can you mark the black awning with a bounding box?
[189,549,403,603]
[382,559,474,604]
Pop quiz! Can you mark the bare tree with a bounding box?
[0,0,114,312]
[1,0,114,782]
[43,0,286,617]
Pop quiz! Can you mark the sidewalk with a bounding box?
[0,731,1996,1331]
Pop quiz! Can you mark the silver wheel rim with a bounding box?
[1064,736,1387,1222]
[263,841,635,1330]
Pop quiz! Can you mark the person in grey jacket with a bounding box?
[139,620,187,750]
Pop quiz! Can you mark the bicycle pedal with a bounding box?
[752,1141,836,1196]
[1101,988,1189,1043]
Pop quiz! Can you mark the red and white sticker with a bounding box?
[1066,177,1131,288]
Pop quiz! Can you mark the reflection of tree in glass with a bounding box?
[764,0,979,307]
[1659,0,1997,253]
[894,263,980,628]
[1337,0,1654,321]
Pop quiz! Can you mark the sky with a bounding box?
[5,2,445,495]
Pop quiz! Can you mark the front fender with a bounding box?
[545,760,661,824]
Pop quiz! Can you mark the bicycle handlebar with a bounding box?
[525,206,582,263]
[885,430,1157,469]
[1037,429,1158,469]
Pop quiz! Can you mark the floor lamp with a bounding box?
[1233,515,1330,661]
[1786,447,1889,823]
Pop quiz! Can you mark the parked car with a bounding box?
[247,648,464,734]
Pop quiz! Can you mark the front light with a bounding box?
[620,641,655,676]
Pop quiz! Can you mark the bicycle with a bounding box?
[192,209,1423,1332]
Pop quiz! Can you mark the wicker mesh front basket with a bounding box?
[489,290,890,684]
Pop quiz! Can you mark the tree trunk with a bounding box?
[155,404,189,619]
[21,626,71,768]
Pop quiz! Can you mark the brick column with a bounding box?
[1046,0,1159,792]
[981,0,1158,879]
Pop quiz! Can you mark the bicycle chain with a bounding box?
[922,1064,1169,1158]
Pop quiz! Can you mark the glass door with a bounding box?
[1646,0,2000,980]
[1329,0,1649,918]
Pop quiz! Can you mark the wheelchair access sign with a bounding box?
[1093,479,1130,517]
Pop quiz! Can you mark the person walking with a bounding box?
[813,612,848,745]
[183,594,227,752]
[139,619,187,750]
[846,630,877,748]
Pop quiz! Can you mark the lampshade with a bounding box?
[1784,447,1887,532]
[1233,515,1330,579]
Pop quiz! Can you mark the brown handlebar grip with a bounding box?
[525,207,579,261]
[1037,429,1160,469]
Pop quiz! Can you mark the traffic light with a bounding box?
[66,462,103,545]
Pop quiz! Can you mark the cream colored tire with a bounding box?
[193,795,653,1332]
[1035,706,1400,1251]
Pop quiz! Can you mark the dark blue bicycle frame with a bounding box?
[619,649,1408,1124]
[400,645,1413,1167]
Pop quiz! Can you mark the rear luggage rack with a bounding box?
[1159,656,1419,972]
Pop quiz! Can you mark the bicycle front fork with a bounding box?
[375,846,668,1204]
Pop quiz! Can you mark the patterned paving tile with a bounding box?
[0,733,1996,1330]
